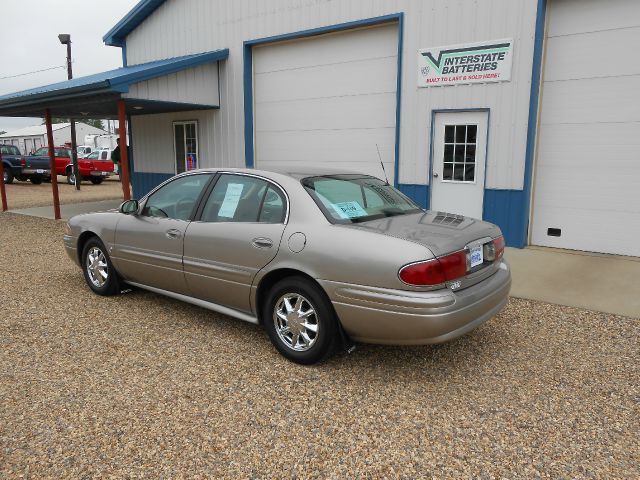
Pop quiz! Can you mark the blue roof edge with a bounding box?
[103,0,166,47]
[0,49,229,105]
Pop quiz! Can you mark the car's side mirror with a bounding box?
[120,199,139,215]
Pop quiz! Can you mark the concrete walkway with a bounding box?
[505,246,640,318]
[8,199,122,220]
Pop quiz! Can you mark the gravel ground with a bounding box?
[1,212,638,478]
[2,177,123,209]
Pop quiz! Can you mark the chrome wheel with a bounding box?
[86,246,108,288]
[274,293,319,352]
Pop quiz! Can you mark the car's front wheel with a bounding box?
[81,237,120,296]
[264,276,338,364]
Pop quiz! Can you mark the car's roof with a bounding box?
[191,166,380,181]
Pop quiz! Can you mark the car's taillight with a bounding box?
[399,250,467,286]
[21,158,26,167]
[494,235,505,260]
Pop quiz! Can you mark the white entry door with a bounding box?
[430,111,488,219]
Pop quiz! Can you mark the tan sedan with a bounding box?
[64,168,511,364]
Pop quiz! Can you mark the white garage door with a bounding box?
[252,22,399,182]
[531,0,640,256]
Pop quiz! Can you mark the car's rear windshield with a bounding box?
[302,174,422,224]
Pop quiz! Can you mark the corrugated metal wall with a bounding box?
[125,0,537,191]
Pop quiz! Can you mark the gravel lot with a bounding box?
[2,177,123,209]
[1,212,638,478]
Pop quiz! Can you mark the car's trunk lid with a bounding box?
[343,210,502,257]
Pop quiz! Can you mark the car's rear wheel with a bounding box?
[264,276,338,364]
[90,177,104,185]
[81,237,120,296]
[3,168,13,184]
[30,176,42,185]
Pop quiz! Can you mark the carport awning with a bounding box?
[0,49,228,118]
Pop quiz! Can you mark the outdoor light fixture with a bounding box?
[58,34,71,45]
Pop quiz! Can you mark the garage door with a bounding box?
[252,22,399,182]
[531,0,640,256]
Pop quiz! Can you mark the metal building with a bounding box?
[0,122,106,155]
[1,0,638,257]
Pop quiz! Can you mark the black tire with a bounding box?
[67,172,76,185]
[2,167,13,184]
[30,176,43,185]
[263,276,338,365]
[81,237,120,296]
[90,177,104,185]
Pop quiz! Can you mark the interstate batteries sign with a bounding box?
[417,39,513,87]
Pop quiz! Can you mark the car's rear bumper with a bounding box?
[21,168,51,176]
[320,260,511,345]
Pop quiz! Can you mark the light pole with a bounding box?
[58,33,80,190]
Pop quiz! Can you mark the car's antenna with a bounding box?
[376,144,389,185]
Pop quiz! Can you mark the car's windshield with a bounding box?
[302,174,422,224]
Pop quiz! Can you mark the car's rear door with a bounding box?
[113,173,214,294]
[183,173,288,314]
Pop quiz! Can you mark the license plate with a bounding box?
[101,172,108,176]
[469,245,483,268]
[36,169,44,174]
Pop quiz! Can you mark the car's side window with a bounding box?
[200,174,286,223]
[141,174,212,221]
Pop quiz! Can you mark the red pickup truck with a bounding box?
[22,146,114,185]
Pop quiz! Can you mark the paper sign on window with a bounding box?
[218,183,244,218]
[333,201,367,219]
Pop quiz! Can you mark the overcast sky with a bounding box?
[0,0,139,132]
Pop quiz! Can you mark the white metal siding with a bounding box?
[124,63,220,106]
[253,23,397,179]
[123,0,537,189]
[131,110,217,174]
[531,0,640,256]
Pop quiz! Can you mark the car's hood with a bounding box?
[343,210,502,257]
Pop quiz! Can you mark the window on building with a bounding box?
[442,124,477,183]
[173,121,198,174]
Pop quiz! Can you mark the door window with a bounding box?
[173,121,198,174]
[142,174,212,221]
[200,174,286,223]
[442,124,477,183]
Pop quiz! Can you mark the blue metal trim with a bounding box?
[243,13,404,169]
[483,189,526,247]
[520,0,547,247]
[131,171,173,199]
[104,0,166,47]
[243,43,254,168]
[428,108,490,212]
[121,40,127,67]
[393,13,404,187]
[397,184,429,208]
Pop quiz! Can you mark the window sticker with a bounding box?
[333,201,368,219]
[218,183,244,218]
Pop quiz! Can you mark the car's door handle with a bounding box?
[252,237,273,249]
[166,229,182,239]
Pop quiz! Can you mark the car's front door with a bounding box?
[113,173,213,294]
[183,173,288,314]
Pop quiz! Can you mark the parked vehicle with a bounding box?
[21,146,72,184]
[63,168,511,364]
[77,145,94,158]
[66,149,114,185]
[0,144,24,184]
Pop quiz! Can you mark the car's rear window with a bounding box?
[302,174,421,224]
[1,145,20,155]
